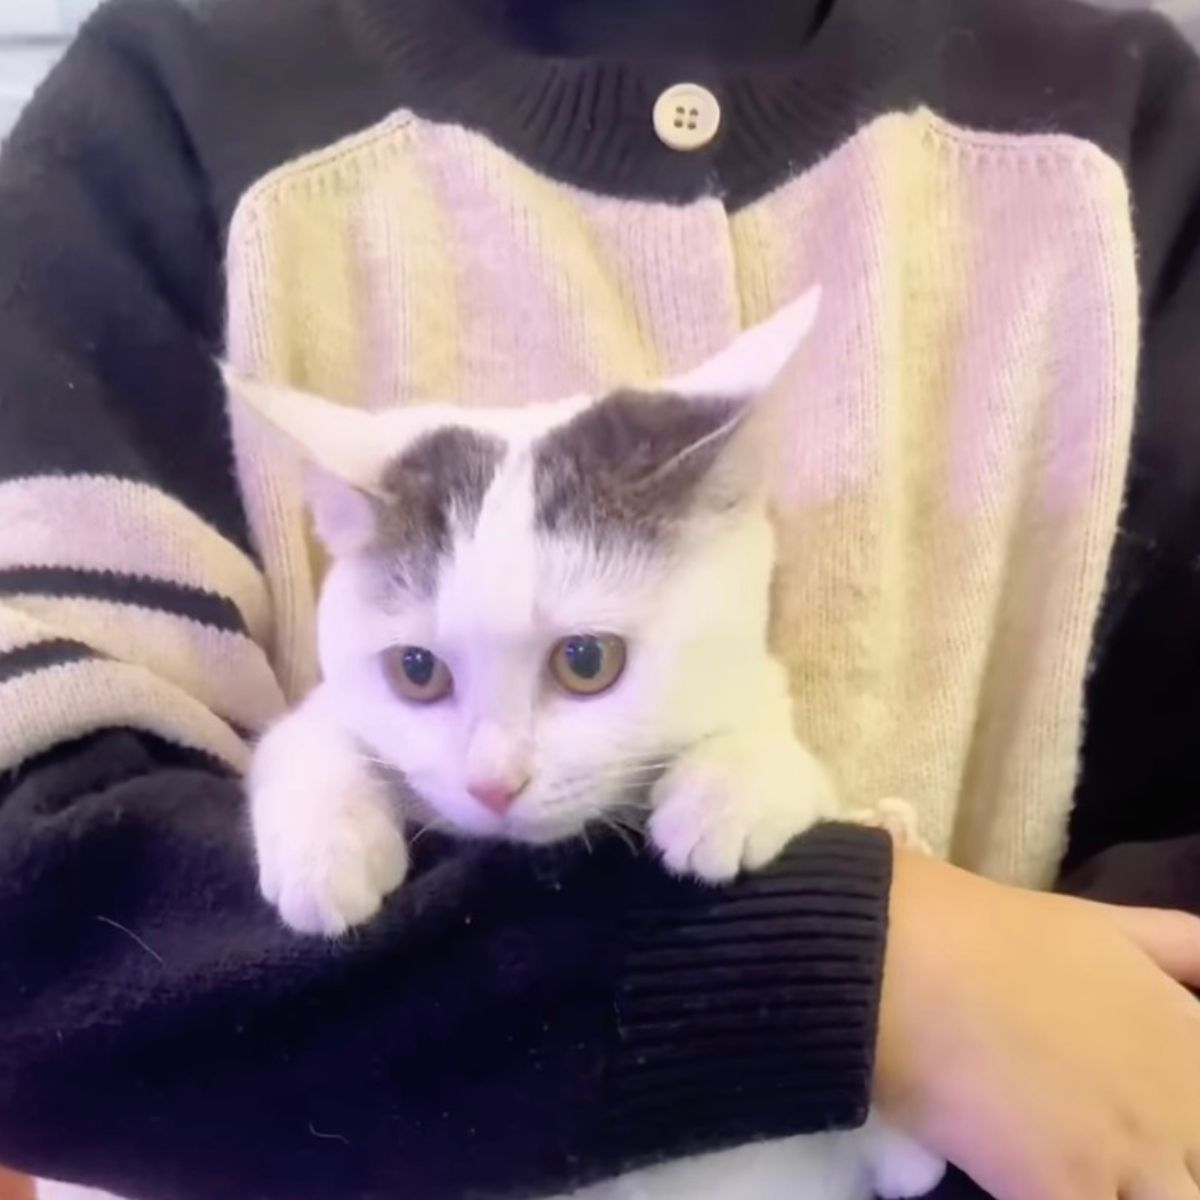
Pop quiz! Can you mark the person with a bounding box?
[1,0,1200,1198]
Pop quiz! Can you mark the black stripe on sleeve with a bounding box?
[0,567,248,635]
[0,639,96,687]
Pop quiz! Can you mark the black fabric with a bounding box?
[611,824,889,1166]
[0,10,247,553]
[56,0,1192,228]
[0,639,95,686]
[1061,834,1200,914]
[0,567,248,634]
[1067,12,1200,873]
[2,0,1200,1196]
[332,0,1186,207]
[0,729,889,1200]
[922,1168,993,1200]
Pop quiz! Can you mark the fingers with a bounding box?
[1096,903,1200,988]
[1121,1165,1200,1200]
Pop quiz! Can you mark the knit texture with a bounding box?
[224,108,1138,886]
[1,0,1199,1196]
[0,727,890,1200]
[610,824,890,1158]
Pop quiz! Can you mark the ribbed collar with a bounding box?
[344,0,916,205]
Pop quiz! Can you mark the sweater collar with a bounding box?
[451,0,832,60]
[347,0,913,206]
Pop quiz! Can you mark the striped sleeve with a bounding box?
[0,6,284,771]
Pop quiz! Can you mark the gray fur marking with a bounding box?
[533,390,743,544]
[372,426,504,595]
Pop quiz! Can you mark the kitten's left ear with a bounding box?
[222,367,390,555]
[666,285,822,400]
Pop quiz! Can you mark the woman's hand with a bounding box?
[875,850,1200,1200]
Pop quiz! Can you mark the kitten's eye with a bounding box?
[549,634,627,697]
[383,645,453,704]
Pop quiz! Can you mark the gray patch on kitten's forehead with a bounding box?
[371,426,505,595]
[533,390,743,544]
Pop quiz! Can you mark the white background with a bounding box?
[1,0,1199,139]
[0,0,96,140]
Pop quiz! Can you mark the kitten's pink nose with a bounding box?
[467,776,528,815]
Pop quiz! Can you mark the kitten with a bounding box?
[227,289,944,1200]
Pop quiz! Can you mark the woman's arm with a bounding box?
[0,732,890,1198]
[0,10,892,1195]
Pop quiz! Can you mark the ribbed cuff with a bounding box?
[607,822,892,1167]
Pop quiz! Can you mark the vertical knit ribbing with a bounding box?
[225,107,1139,885]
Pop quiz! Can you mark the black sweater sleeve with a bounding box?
[0,10,890,1198]
[1063,11,1200,907]
[0,732,889,1200]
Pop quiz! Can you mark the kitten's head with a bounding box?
[227,288,819,844]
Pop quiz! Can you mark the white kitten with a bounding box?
[227,288,944,1200]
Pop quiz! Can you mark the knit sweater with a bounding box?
[1,1,1200,1198]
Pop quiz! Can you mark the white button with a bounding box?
[652,83,721,152]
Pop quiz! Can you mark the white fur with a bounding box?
[547,1115,942,1200]
[36,1184,128,1200]
[232,290,944,1199]
[249,686,408,934]
[34,1117,944,1200]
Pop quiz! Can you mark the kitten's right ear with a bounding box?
[221,366,387,555]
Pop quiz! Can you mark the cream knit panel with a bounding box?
[225,109,1138,885]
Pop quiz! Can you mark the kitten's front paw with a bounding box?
[860,1114,946,1198]
[648,734,835,883]
[254,779,408,937]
